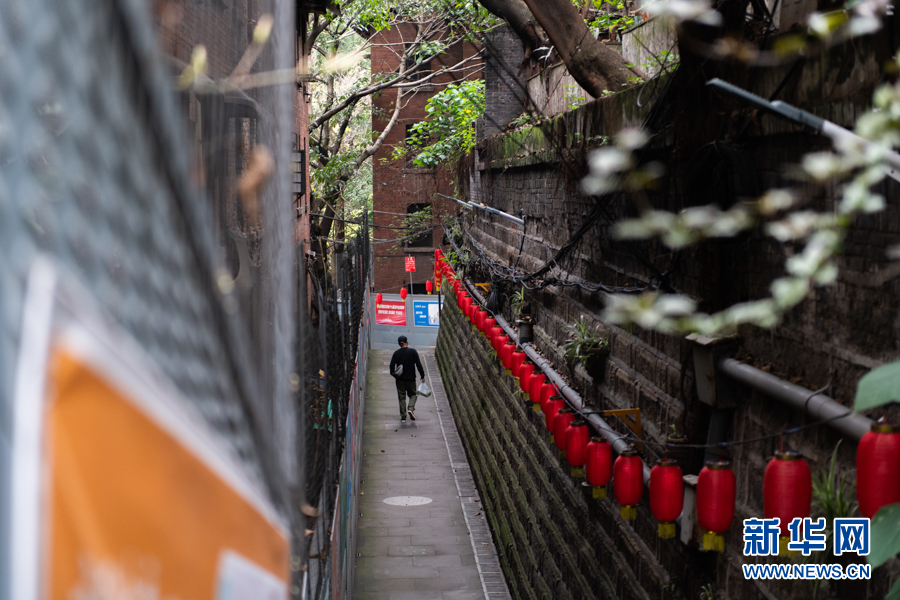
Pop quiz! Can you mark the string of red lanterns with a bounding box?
[442,264,894,556]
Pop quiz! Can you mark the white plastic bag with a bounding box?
[417,381,432,397]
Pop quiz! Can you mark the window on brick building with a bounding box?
[406,203,431,248]
[403,45,432,82]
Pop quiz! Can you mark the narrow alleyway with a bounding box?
[353,349,511,600]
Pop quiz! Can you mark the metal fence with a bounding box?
[0,0,298,594]
[299,216,372,600]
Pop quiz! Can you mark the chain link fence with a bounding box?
[299,215,371,600]
[0,0,300,594]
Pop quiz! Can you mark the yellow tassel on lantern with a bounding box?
[658,523,676,539]
[558,449,566,460]
[571,466,585,478]
[778,536,797,558]
[593,486,607,499]
[702,532,724,552]
[621,506,637,520]
[533,402,541,412]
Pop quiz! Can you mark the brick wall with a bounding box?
[444,34,898,600]
[482,24,526,138]
[371,23,482,294]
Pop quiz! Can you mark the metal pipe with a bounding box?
[461,279,652,483]
[717,358,872,441]
[437,193,525,227]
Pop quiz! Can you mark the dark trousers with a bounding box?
[395,379,417,418]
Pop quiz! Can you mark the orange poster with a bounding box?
[10,261,289,600]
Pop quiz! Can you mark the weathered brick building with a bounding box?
[370,23,481,294]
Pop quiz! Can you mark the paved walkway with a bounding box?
[353,349,510,600]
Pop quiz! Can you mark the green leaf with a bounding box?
[868,503,900,567]
[854,360,900,411]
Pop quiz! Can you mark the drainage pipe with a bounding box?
[461,279,652,483]
[716,358,872,441]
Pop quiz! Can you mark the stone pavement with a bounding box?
[352,349,510,600]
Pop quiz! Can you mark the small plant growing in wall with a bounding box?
[563,316,610,379]
[510,287,526,321]
[699,583,715,600]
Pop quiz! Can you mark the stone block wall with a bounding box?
[435,288,725,600]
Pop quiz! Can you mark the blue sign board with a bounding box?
[413,301,440,327]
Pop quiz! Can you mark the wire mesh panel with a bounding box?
[0,0,298,593]
[299,215,371,600]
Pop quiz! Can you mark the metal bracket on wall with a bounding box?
[600,408,642,451]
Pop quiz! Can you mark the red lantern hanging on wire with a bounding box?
[426,280,433,294]
[544,396,565,432]
[376,293,383,304]
[486,322,500,348]
[400,288,408,300]
[475,307,487,331]
[467,298,478,325]
[697,460,735,551]
[857,422,900,519]
[566,421,590,476]
[500,341,516,372]
[540,378,556,413]
[529,373,546,406]
[461,294,472,316]
[586,438,613,498]
[614,450,643,520]
[510,350,526,378]
[518,360,535,393]
[495,333,510,355]
[764,451,811,546]
[650,460,683,539]
[553,408,575,453]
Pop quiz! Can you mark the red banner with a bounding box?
[375,300,407,325]
[405,256,415,272]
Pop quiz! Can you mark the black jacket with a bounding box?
[390,347,425,381]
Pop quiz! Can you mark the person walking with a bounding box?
[389,335,425,422]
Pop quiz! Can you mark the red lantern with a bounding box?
[453,280,461,295]
[484,316,497,333]
[566,421,590,470]
[485,321,499,346]
[529,373,545,404]
[540,378,556,412]
[376,293,383,304]
[586,438,613,498]
[494,333,510,354]
[461,294,472,316]
[434,248,443,260]
[475,307,487,331]
[553,408,575,451]
[510,350,526,378]
[857,423,900,518]
[500,341,516,371]
[650,460,683,539]
[697,461,736,551]
[400,288,408,300]
[614,450,643,520]
[426,280,433,293]
[518,361,535,392]
[764,451,811,539]
[544,396,565,431]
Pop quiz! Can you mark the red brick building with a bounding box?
[371,23,481,294]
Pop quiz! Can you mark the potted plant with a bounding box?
[563,316,610,380]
